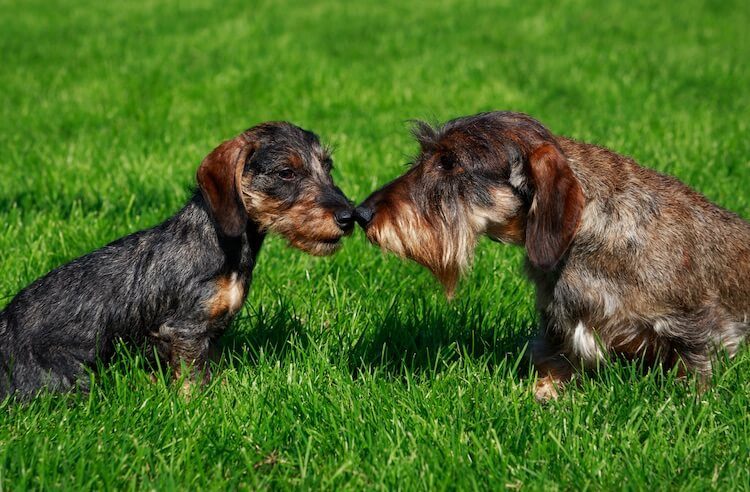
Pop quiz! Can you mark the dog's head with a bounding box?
[356,111,584,295]
[197,122,354,255]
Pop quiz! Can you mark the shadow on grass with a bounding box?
[215,298,535,380]
[218,302,309,366]
[347,299,533,379]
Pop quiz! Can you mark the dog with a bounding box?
[355,111,750,401]
[0,122,354,399]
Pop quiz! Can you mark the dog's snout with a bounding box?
[334,208,355,231]
[354,206,374,228]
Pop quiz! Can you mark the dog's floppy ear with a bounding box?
[197,135,256,237]
[524,143,584,271]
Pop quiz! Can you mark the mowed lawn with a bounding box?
[1,0,749,489]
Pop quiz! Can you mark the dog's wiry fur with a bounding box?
[358,111,750,400]
[0,122,353,400]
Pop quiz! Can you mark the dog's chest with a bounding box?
[543,272,628,365]
[568,320,605,364]
[207,273,247,319]
[545,271,668,365]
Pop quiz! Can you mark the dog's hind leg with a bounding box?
[659,305,748,380]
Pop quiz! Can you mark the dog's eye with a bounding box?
[277,169,295,180]
[436,155,456,171]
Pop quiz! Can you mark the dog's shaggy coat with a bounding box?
[1,122,353,399]
[357,111,750,400]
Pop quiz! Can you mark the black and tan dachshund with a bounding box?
[0,122,354,399]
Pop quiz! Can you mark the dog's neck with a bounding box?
[184,191,266,274]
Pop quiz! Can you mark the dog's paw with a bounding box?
[534,376,561,403]
[178,377,197,399]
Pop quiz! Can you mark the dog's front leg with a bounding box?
[530,330,575,402]
[154,323,213,393]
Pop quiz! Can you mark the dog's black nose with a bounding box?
[334,208,355,231]
[354,206,374,228]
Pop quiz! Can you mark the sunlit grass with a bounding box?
[1,0,749,488]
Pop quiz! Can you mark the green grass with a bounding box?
[1,0,749,489]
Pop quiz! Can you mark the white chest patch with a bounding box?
[571,321,604,364]
[226,273,243,313]
[652,319,669,336]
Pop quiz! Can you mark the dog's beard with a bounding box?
[243,191,346,256]
[366,202,479,298]
[365,186,526,296]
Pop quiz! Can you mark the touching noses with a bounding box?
[334,208,356,232]
[354,206,373,228]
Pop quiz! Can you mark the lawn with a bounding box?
[1,0,749,489]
